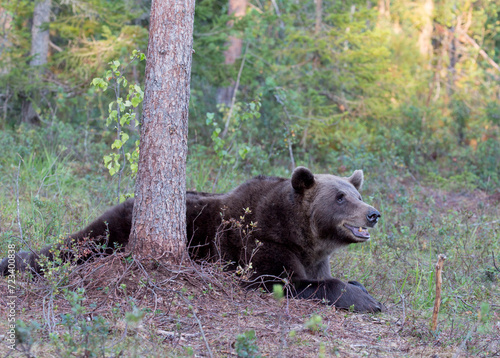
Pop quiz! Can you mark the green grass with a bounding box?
[337,176,499,346]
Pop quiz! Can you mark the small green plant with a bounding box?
[272,284,284,301]
[50,288,114,357]
[91,50,145,202]
[477,302,492,334]
[319,341,326,358]
[125,305,146,328]
[304,314,325,333]
[235,330,261,358]
[14,320,40,356]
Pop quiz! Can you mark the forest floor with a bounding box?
[0,185,499,357]
[0,255,498,357]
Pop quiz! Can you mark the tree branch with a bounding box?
[460,33,500,74]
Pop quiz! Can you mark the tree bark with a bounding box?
[128,0,195,263]
[216,0,247,106]
[22,0,51,124]
[0,6,13,67]
[315,0,322,35]
[446,25,457,98]
[417,0,434,58]
[30,0,50,66]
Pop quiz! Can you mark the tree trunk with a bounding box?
[315,0,322,35]
[22,0,51,124]
[216,0,247,106]
[446,25,457,98]
[128,0,195,263]
[377,0,390,23]
[417,0,434,58]
[30,0,50,66]
[0,6,13,68]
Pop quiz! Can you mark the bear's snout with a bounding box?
[366,209,381,226]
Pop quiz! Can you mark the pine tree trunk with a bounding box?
[30,0,50,66]
[315,0,322,35]
[417,0,434,58]
[216,0,247,106]
[22,0,51,124]
[128,0,195,264]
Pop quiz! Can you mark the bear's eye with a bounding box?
[336,193,345,204]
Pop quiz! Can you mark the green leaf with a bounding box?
[109,110,118,122]
[272,284,284,301]
[111,139,123,149]
[206,112,215,125]
[121,132,129,143]
[131,96,142,107]
[238,147,249,159]
[120,113,130,126]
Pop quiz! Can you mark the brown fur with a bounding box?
[1,167,382,312]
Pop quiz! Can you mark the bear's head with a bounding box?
[291,166,381,246]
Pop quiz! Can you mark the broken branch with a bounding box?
[431,254,447,332]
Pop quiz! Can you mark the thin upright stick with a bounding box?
[221,42,249,138]
[431,254,447,331]
[16,159,23,241]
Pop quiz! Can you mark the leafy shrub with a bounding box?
[235,330,261,358]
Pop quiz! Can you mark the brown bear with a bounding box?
[1,167,382,312]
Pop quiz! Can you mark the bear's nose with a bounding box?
[367,209,381,224]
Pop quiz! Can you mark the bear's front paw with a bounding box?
[347,283,384,313]
[330,281,384,313]
[348,280,369,294]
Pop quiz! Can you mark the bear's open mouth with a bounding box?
[344,224,370,239]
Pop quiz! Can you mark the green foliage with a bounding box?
[206,96,261,166]
[304,314,325,333]
[44,287,146,357]
[272,284,284,301]
[49,288,112,357]
[0,0,148,129]
[1,0,499,190]
[235,330,261,358]
[91,50,145,201]
[15,320,40,355]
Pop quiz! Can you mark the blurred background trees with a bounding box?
[0,0,498,191]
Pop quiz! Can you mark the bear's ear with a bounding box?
[348,170,364,191]
[291,166,315,192]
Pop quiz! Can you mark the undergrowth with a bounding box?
[0,123,499,357]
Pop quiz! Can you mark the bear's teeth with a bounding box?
[359,227,363,232]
